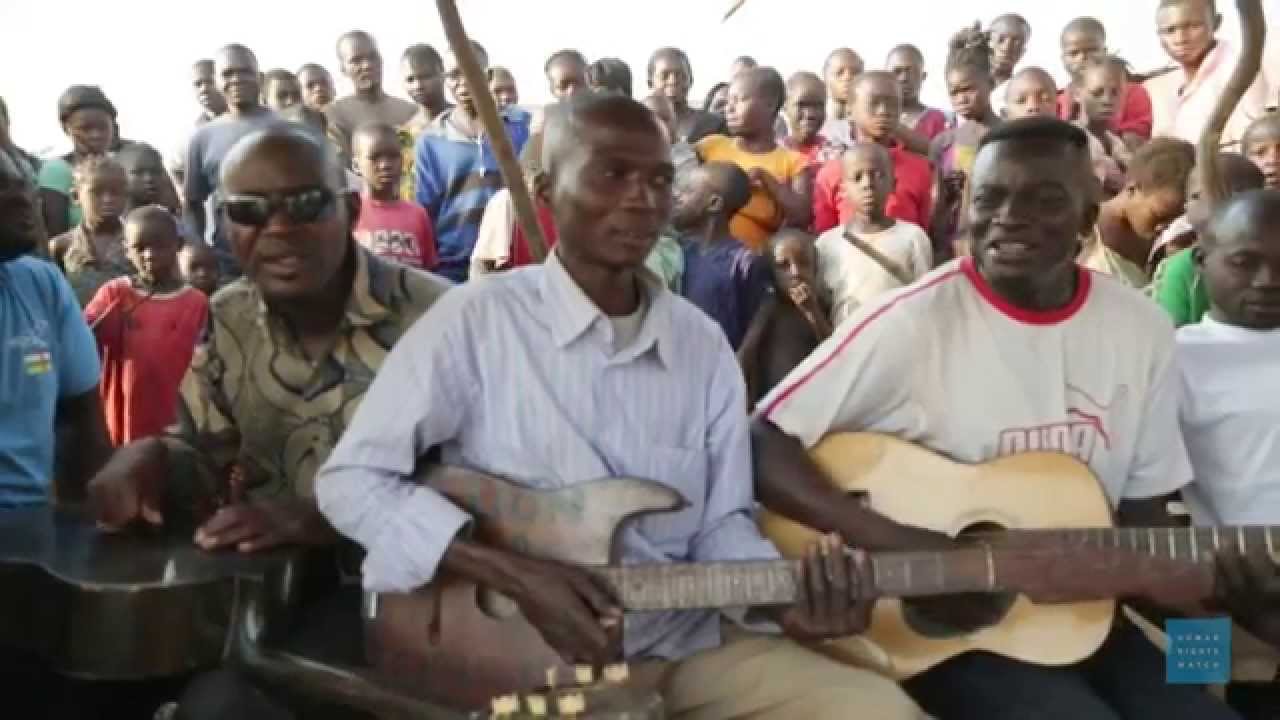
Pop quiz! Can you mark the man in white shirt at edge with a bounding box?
[1179,190,1280,654]
[750,116,1243,719]
[314,91,926,719]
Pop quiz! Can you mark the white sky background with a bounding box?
[1,1,1275,157]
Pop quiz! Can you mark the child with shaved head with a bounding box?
[84,205,208,445]
[353,123,437,271]
[780,72,844,171]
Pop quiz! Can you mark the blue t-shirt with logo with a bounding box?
[0,256,100,507]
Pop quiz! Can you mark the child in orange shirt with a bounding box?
[84,206,208,445]
[696,67,811,252]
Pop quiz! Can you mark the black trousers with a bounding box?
[4,649,188,720]
[903,620,1244,720]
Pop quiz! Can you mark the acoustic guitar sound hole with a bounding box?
[899,522,1016,639]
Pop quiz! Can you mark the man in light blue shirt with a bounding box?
[317,92,924,719]
[0,143,109,508]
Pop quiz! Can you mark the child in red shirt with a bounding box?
[84,206,208,446]
[812,72,934,235]
[886,44,949,152]
[781,72,845,171]
[352,123,438,270]
[1057,17,1153,148]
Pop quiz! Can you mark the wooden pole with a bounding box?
[1198,0,1267,206]
[434,0,549,262]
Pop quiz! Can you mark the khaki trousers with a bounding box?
[634,624,927,720]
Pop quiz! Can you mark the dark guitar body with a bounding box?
[0,505,297,680]
[366,467,682,713]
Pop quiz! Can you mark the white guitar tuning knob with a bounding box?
[558,691,586,716]
[525,693,548,716]
[603,662,630,684]
[490,694,519,716]
[574,664,594,684]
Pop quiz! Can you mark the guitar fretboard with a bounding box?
[592,548,1002,612]
[1023,526,1280,563]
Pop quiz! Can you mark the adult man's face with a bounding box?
[649,54,692,106]
[1200,194,1280,329]
[222,138,351,303]
[548,115,674,272]
[0,154,42,262]
[340,34,383,94]
[445,49,487,113]
[968,138,1096,289]
[217,48,261,111]
[299,67,336,110]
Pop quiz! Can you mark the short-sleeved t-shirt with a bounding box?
[679,235,773,349]
[36,156,80,228]
[815,220,933,326]
[354,196,438,270]
[1153,247,1211,328]
[1177,317,1280,525]
[759,258,1191,508]
[695,135,807,252]
[0,256,101,506]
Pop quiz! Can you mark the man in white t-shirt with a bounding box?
[1179,190,1280,651]
[814,143,932,325]
[752,116,1241,719]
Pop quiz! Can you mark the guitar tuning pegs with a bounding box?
[603,662,630,684]
[525,693,548,717]
[490,694,519,717]
[545,666,558,688]
[574,664,594,685]
[557,691,586,717]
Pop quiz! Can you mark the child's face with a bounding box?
[824,51,863,104]
[181,246,219,295]
[989,18,1030,76]
[65,108,114,157]
[650,55,692,105]
[266,77,302,112]
[355,133,404,196]
[547,59,588,101]
[785,80,826,145]
[1127,184,1187,240]
[121,150,168,207]
[1157,0,1217,69]
[1061,30,1106,81]
[125,217,180,285]
[886,50,925,104]
[1245,121,1280,189]
[946,67,991,121]
[78,166,127,225]
[488,71,519,110]
[850,76,900,143]
[1005,74,1057,121]
[1077,65,1124,125]
[403,58,445,109]
[771,235,815,291]
[725,75,774,137]
[840,148,893,219]
[299,68,335,109]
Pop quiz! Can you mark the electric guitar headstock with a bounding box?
[485,663,663,719]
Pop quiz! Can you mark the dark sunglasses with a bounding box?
[220,186,336,227]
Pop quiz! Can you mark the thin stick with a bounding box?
[434,0,548,262]
[1198,0,1267,206]
[843,228,913,285]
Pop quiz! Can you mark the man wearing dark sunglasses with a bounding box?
[85,125,449,718]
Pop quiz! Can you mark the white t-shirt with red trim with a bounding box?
[759,257,1192,507]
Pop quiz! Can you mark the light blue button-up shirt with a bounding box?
[316,250,780,661]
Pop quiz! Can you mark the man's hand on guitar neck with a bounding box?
[770,533,876,642]
[194,499,336,553]
[439,539,623,666]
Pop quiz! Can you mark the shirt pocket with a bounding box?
[614,443,710,557]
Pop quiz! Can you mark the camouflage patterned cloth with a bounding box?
[163,244,450,523]
[55,225,134,306]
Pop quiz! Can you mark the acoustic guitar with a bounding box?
[759,432,1275,679]
[364,464,1235,712]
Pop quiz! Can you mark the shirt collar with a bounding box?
[539,249,675,367]
[429,106,522,143]
[253,243,391,329]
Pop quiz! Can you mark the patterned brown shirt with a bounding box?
[164,245,450,520]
